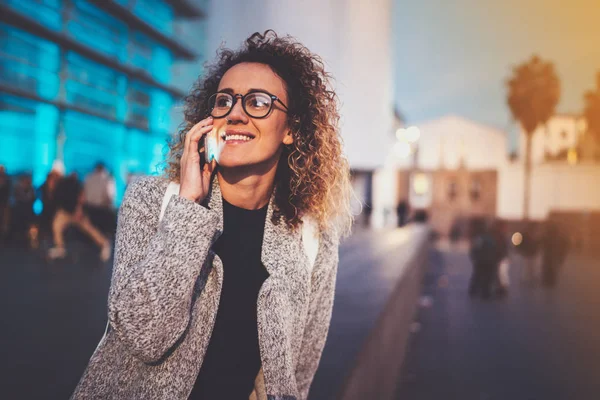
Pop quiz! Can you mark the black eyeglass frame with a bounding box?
[207,90,289,119]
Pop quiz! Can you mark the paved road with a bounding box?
[396,243,600,400]
[0,242,112,400]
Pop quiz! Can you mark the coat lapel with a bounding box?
[207,176,224,232]
[259,196,310,398]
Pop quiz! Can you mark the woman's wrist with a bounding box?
[178,191,198,203]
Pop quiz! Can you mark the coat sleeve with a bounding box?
[295,232,340,400]
[107,177,221,363]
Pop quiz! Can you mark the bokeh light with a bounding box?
[512,232,523,246]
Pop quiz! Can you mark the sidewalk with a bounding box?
[396,244,600,400]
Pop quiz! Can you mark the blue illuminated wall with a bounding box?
[0,0,197,205]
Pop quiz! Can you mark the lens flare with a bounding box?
[205,128,226,164]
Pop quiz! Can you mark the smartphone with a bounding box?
[199,130,217,170]
[199,135,208,170]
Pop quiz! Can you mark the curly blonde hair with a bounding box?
[165,30,353,237]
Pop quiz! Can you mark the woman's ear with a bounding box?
[283,131,294,145]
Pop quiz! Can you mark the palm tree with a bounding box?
[506,55,560,219]
[584,71,600,147]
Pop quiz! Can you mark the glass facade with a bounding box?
[65,52,127,120]
[68,0,128,62]
[4,0,63,31]
[0,0,203,204]
[114,0,174,36]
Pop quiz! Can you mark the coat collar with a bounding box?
[206,175,302,277]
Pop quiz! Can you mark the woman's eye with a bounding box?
[249,97,269,108]
[216,98,231,107]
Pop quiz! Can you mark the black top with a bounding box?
[54,176,83,213]
[188,199,269,400]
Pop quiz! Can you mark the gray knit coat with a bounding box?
[71,176,339,400]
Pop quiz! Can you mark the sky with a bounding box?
[393,0,600,137]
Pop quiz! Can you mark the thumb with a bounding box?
[208,158,217,174]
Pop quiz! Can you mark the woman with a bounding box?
[72,31,352,400]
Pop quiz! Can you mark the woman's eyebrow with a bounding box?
[218,88,271,95]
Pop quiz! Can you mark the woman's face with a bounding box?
[212,62,293,169]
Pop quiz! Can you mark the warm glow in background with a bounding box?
[394,0,600,131]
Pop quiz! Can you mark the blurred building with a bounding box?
[382,115,507,234]
[499,112,600,221]
[0,0,205,202]
[517,114,587,164]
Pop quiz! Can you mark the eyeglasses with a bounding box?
[207,90,289,119]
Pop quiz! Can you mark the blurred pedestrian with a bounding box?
[363,201,373,227]
[84,162,116,235]
[39,168,63,241]
[517,223,540,285]
[396,200,408,227]
[490,220,509,296]
[0,165,10,243]
[10,173,35,245]
[541,221,570,287]
[469,219,497,299]
[48,175,110,261]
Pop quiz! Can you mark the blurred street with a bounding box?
[397,243,600,400]
[2,231,599,399]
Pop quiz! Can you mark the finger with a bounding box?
[208,158,217,175]
[184,117,213,150]
[202,160,216,190]
[186,125,214,158]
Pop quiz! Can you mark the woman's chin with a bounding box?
[217,158,251,169]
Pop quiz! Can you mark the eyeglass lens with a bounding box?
[210,92,273,118]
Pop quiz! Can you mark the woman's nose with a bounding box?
[227,98,249,123]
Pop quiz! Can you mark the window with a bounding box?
[62,110,123,177]
[125,129,165,175]
[126,82,172,133]
[128,31,154,73]
[470,179,481,201]
[65,52,126,119]
[127,81,152,130]
[0,94,58,181]
[128,31,173,84]
[0,24,60,99]
[4,0,62,31]
[448,180,458,200]
[67,0,127,61]
[132,0,174,36]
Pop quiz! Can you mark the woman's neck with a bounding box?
[217,161,279,210]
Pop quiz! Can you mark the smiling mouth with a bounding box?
[221,131,255,143]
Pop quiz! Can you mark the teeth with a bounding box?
[225,134,253,141]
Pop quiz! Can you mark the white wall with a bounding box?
[388,115,508,171]
[372,167,398,228]
[497,163,600,220]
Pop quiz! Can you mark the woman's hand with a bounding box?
[179,117,216,203]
